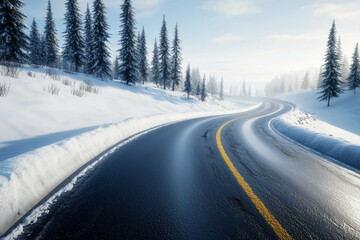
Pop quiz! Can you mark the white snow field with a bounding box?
[274,90,360,170]
[0,65,259,236]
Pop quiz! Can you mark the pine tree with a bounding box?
[29,18,42,65]
[184,64,191,98]
[201,75,207,102]
[138,27,149,84]
[113,54,120,79]
[0,0,28,64]
[195,82,201,99]
[84,4,93,74]
[39,34,47,62]
[91,0,111,80]
[242,80,246,96]
[159,15,170,90]
[338,37,343,64]
[170,24,182,91]
[63,0,85,72]
[44,0,59,67]
[191,67,201,94]
[318,21,343,107]
[136,32,141,81]
[338,37,348,85]
[219,78,224,100]
[317,66,323,89]
[347,43,360,95]
[342,56,350,87]
[151,39,160,86]
[301,72,310,90]
[118,0,138,85]
[207,75,217,95]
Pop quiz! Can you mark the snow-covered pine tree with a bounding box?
[151,39,160,86]
[63,0,85,72]
[0,0,28,64]
[170,24,182,91]
[338,37,343,66]
[118,0,138,85]
[317,21,343,107]
[29,18,42,65]
[337,37,348,86]
[184,64,191,98]
[347,43,360,95]
[301,72,310,90]
[91,0,111,80]
[159,15,170,90]
[342,56,350,86]
[201,75,207,102]
[44,0,59,67]
[84,4,93,74]
[220,78,224,100]
[138,27,149,84]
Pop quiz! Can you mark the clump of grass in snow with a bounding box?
[79,80,100,94]
[0,82,11,97]
[43,84,60,96]
[0,65,19,78]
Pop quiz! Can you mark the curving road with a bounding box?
[7,99,360,239]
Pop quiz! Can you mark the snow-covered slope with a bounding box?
[0,66,246,160]
[274,90,360,170]
[277,90,360,135]
[0,65,256,236]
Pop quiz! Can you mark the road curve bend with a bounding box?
[4,99,360,240]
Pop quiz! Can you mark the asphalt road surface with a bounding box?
[7,100,360,239]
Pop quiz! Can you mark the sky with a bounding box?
[23,0,360,91]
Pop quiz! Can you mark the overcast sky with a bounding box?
[23,0,360,90]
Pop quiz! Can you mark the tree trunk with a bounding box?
[327,96,330,107]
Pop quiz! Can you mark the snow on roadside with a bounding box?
[272,107,360,170]
[277,90,360,135]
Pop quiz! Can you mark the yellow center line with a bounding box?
[216,119,292,240]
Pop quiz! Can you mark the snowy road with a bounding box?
[4,100,360,239]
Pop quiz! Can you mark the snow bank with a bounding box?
[277,90,360,135]
[272,108,360,170]
[0,104,261,236]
